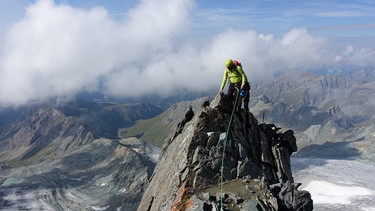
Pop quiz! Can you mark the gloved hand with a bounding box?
[240,89,246,97]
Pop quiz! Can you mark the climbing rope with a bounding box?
[220,88,240,211]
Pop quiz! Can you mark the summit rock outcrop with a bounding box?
[137,94,313,211]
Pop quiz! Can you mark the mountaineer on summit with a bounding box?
[219,59,250,111]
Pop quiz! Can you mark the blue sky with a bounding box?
[0,0,374,107]
[89,0,375,38]
[197,1,375,37]
[2,0,374,39]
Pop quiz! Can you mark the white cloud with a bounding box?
[0,0,194,107]
[0,0,374,108]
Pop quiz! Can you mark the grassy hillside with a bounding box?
[119,97,212,147]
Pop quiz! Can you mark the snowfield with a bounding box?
[292,158,375,211]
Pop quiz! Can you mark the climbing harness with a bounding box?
[220,88,240,211]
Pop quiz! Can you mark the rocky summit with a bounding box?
[137,93,313,211]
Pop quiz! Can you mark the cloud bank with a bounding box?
[0,0,374,108]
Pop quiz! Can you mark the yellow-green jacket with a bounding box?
[220,65,247,91]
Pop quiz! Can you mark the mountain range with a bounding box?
[0,101,162,210]
[0,68,374,210]
[250,68,375,162]
[122,68,375,163]
[0,100,163,167]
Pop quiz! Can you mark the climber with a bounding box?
[219,59,250,111]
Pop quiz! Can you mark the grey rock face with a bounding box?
[1,104,95,162]
[0,138,155,211]
[137,93,313,211]
[0,101,164,211]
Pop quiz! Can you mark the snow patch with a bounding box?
[303,180,372,204]
[119,188,127,193]
[92,205,110,211]
[146,145,161,163]
[292,158,375,210]
[131,147,141,153]
[1,177,24,186]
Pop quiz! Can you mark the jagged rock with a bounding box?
[160,105,195,157]
[279,129,298,154]
[185,195,206,211]
[137,94,313,211]
[328,105,354,130]
[175,105,195,137]
[241,200,261,211]
[258,94,271,104]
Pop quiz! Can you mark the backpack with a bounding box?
[228,60,242,75]
[233,60,242,67]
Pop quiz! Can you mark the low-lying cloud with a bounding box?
[0,0,374,108]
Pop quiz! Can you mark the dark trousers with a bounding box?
[227,82,250,111]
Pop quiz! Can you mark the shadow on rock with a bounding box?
[294,141,361,160]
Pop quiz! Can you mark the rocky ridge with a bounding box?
[137,94,313,211]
